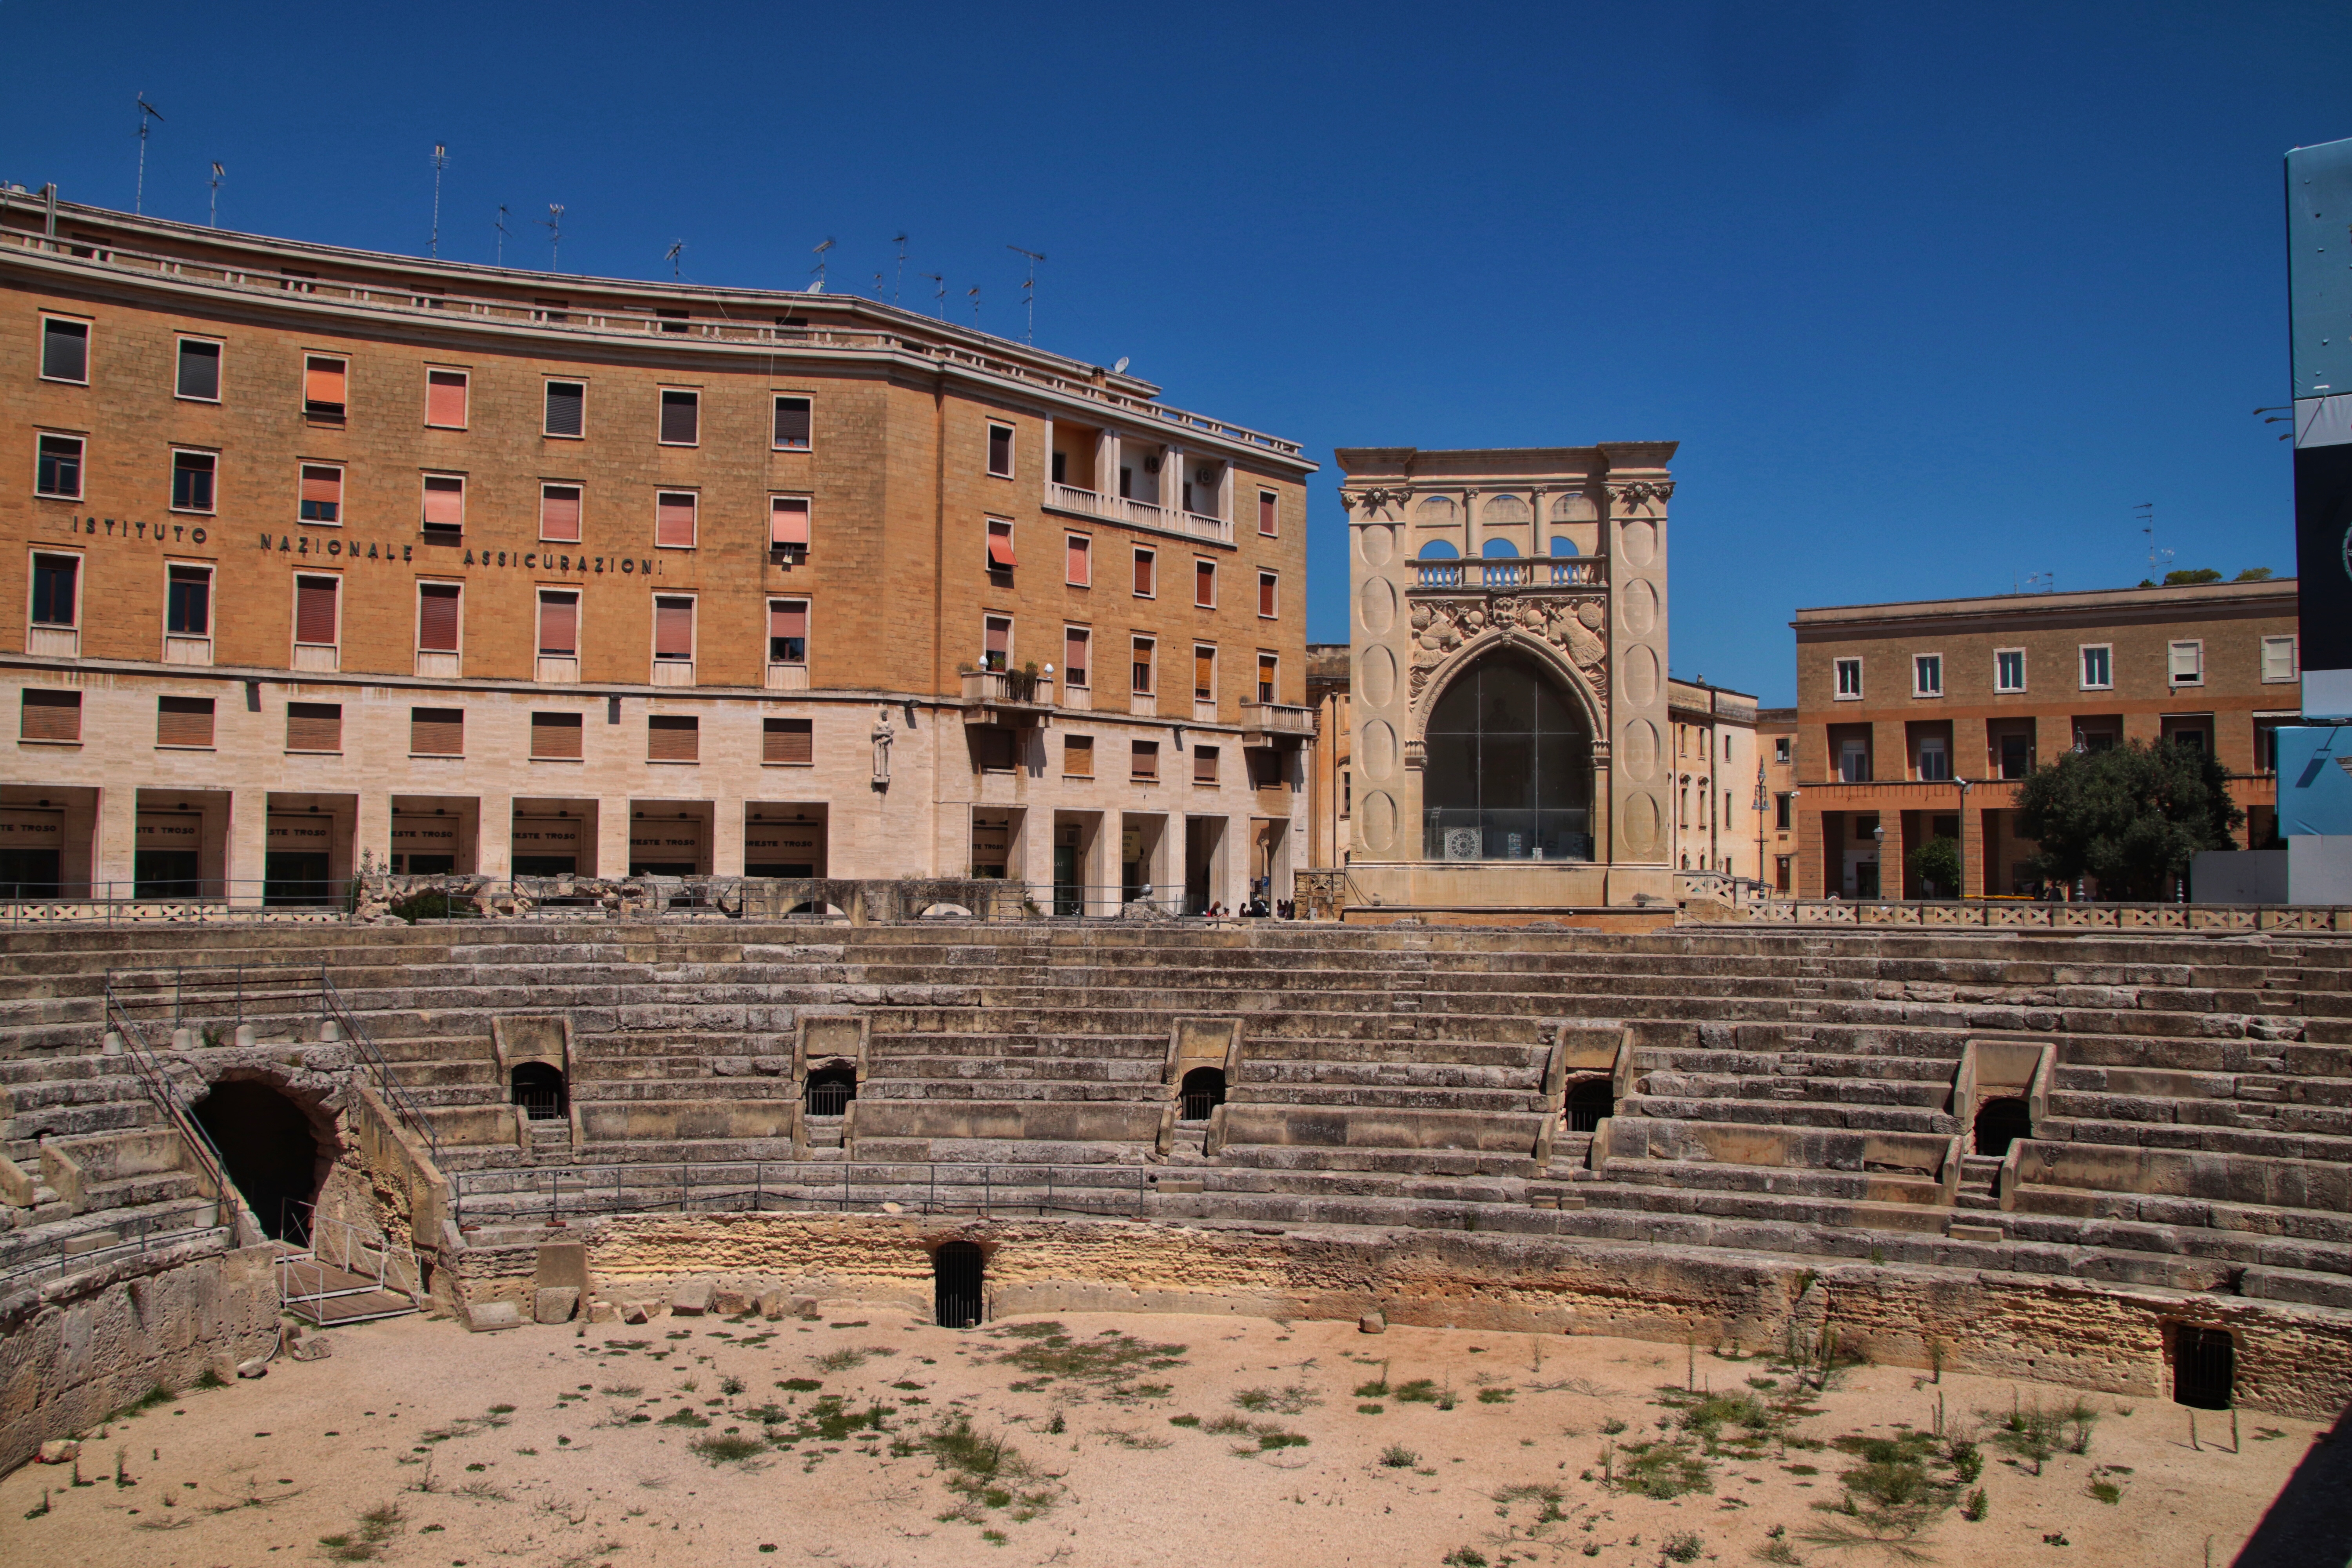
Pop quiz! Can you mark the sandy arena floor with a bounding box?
[0,1307,2325,1568]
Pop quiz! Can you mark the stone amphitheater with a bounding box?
[4,913,2351,1543]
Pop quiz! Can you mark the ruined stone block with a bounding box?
[535,1287,581,1324]
[670,1278,713,1316]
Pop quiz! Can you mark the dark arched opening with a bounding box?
[1566,1078,1615,1133]
[1973,1096,2031,1157]
[806,1063,858,1117]
[2173,1326,2234,1409]
[934,1241,985,1328]
[190,1079,319,1242]
[1178,1066,1227,1123]
[511,1062,567,1120]
[1423,653,1593,862]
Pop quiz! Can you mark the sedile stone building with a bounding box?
[1336,443,1675,921]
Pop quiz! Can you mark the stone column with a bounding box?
[95,782,136,893]
[711,799,746,878]
[1604,464,1671,895]
[227,786,267,906]
[477,793,513,879]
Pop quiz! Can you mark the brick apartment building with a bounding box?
[1666,675,1759,878]
[0,192,1316,909]
[1788,579,2298,899]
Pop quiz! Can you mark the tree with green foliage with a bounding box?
[1904,835,1962,898]
[2013,739,2243,900]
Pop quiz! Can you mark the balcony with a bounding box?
[962,667,1054,724]
[1413,558,1606,591]
[1240,702,1317,747]
[1045,482,1234,546]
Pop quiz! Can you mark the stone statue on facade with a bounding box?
[871,709,894,786]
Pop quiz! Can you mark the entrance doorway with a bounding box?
[511,1062,567,1120]
[934,1241,985,1328]
[1973,1096,2031,1157]
[1566,1079,1615,1132]
[191,1079,319,1241]
[2173,1326,2234,1410]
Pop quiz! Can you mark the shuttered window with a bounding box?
[1131,740,1159,780]
[1194,646,1215,701]
[973,726,1016,772]
[417,583,461,652]
[1193,744,1220,784]
[1258,489,1278,536]
[410,707,463,755]
[1258,572,1278,618]
[544,380,585,437]
[1064,628,1090,687]
[300,465,342,523]
[1194,559,1216,607]
[422,474,465,533]
[1131,638,1154,694]
[1066,534,1090,586]
[538,591,578,656]
[425,368,469,428]
[1132,548,1155,597]
[655,492,697,548]
[986,519,1015,569]
[762,717,813,764]
[648,714,699,760]
[2169,640,2205,684]
[770,496,810,547]
[1063,735,1094,777]
[773,395,812,450]
[304,356,346,416]
[659,389,699,445]
[530,712,583,759]
[987,423,1013,476]
[540,484,581,542]
[769,600,808,664]
[1257,654,1278,703]
[2263,635,2299,682]
[982,615,1011,671]
[294,576,338,645]
[653,597,695,661]
[20,688,81,742]
[286,702,341,752]
[157,696,215,748]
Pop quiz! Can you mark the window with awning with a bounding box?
[769,599,808,664]
[770,496,809,548]
[986,519,1015,570]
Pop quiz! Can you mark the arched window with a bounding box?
[1565,1078,1613,1132]
[511,1062,567,1121]
[934,1241,985,1328]
[1178,1066,1227,1122]
[806,1062,858,1116]
[1548,536,1579,557]
[1416,538,1459,560]
[1479,537,1520,558]
[1424,655,1593,861]
[1973,1096,2031,1156]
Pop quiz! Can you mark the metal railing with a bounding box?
[0,879,356,926]
[100,982,249,1243]
[450,1159,1158,1229]
[1727,899,2352,932]
[0,1213,235,1292]
[320,969,438,1160]
[277,1200,423,1324]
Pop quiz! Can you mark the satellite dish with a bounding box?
[1113,357,1130,374]
[807,279,825,294]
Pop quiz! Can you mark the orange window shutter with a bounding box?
[1067,537,1089,583]
[985,619,1009,657]
[1196,648,1214,694]
[426,370,467,426]
[656,494,697,547]
[1065,629,1088,677]
[295,578,338,643]
[417,585,461,651]
[542,487,581,540]
[305,358,345,403]
[770,498,810,546]
[988,528,1016,568]
[301,466,341,506]
[1196,561,1214,604]
[422,477,463,526]
[539,594,577,655]
[1259,575,1276,616]
[654,599,693,659]
[1134,553,1153,594]
[771,601,808,641]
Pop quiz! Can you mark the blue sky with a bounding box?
[6,1,2346,704]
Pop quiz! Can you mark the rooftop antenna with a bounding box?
[967,283,981,326]
[919,272,946,317]
[871,271,886,297]
[810,236,835,292]
[539,203,564,271]
[133,95,164,214]
[2255,404,2294,441]
[892,232,907,305]
[494,204,510,266]
[1007,245,1045,343]
[664,239,685,280]
[207,162,224,228]
[2137,502,2170,580]
[429,144,448,258]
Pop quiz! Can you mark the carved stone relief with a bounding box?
[1405,593,1610,714]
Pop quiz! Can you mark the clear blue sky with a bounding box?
[7,2,2346,704]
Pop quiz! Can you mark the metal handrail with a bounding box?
[101,982,249,1243]
[450,1159,1155,1229]
[0,1217,234,1290]
[319,968,438,1161]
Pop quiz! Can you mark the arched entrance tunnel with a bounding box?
[191,1079,322,1241]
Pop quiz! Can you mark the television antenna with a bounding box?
[494,204,510,266]
[539,203,565,270]
[810,236,835,292]
[134,95,165,214]
[207,162,224,228]
[967,283,981,325]
[2255,404,2294,441]
[918,272,946,317]
[429,144,448,257]
[2137,502,2170,579]
[1007,245,1045,343]
[891,232,907,305]
[664,240,685,280]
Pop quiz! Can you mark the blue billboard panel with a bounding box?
[2288,138,2352,715]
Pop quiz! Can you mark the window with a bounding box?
[1833,658,1862,699]
[655,307,688,334]
[1131,740,1160,781]
[1775,735,1791,764]
[296,463,342,524]
[1838,736,1870,782]
[2256,716,2290,773]
[1775,855,1791,892]
[537,590,578,657]
[303,355,347,420]
[2080,644,2112,690]
[544,380,585,437]
[2168,639,2204,686]
[1131,637,1155,694]
[1998,730,2033,777]
[763,717,813,764]
[2262,635,2299,683]
[1775,792,1792,830]
[539,483,582,542]
[1257,653,1277,703]
[286,701,341,752]
[973,727,1016,772]
[176,339,221,401]
[1995,648,2027,693]
[655,491,698,549]
[1913,654,1942,697]
[986,519,1015,571]
[648,714,699,760]
[417,583,462,653]
[1065,534,1091,586]
[1258,572,1278,619]
[659,389,699,445]
[294,574,339,647]
[34,434,82,499]
[40,318,89,383]
[21,688,80,742]
[531,711,583,759]
[1193,744,1221,784]
[30,554,78,628]
[1342,768,1352,815]
[1194,559,1216,608]
[1063,627,1090,688]
[421,474,465,538]
[1247,747,1284,789]
[410,706,464,755]
[653,596,695,664]
[425,368,469,428]
[773,395,812,451]
[171,450,217,513]
[167,563,211,635]
[986,422,1013,477]
[1258,488,1278,537]
[769,599,808,664]
[156,695,214,748]
[1194,645,1216,702]
[1063,735,1094,777]
[1132,547,1156,597]
[769,496,810,550]
[1917,735,1950,781]
[982,615,1011,672]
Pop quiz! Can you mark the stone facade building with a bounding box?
[1757,705,1797,890]
[1790,579,2298,898]
[1336,443,1675,916]
[1665,676,1759,878]
[0,195,1316,908]
[1304,642,1351,868]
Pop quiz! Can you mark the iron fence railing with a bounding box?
[99,982,248,1243]
[0,879,356,926]
[276,1200,423,1323]
[0,1213,234,1292]
[450,1160,1158,1229]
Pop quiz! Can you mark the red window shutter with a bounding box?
[656,493,697,548]
[305,358,345,405]
[20,688,81,742]
[422,476,464,528]
[763,718,813,764]
[417,584,461,651]
[653,598,694,659]
[987,524,1015,568]
[157,696,215,748]
[648,714,699,760]
[426,370,468,427]
[985,619,1009,657]
[1259,491,1278,535]
[541,486,581,541]
[538,593,578,655]
[409,707,464,755]
[771,601,808,641]
[1066,536,1089,584]
[1259,574,1277,617]
[1195,561,1215,606]
[295,577,338,644]
[530,712,583,759]
[770,497,809,546]
[301,466,341,507]
[1064,629,1089,683]
[285,702,341,751]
